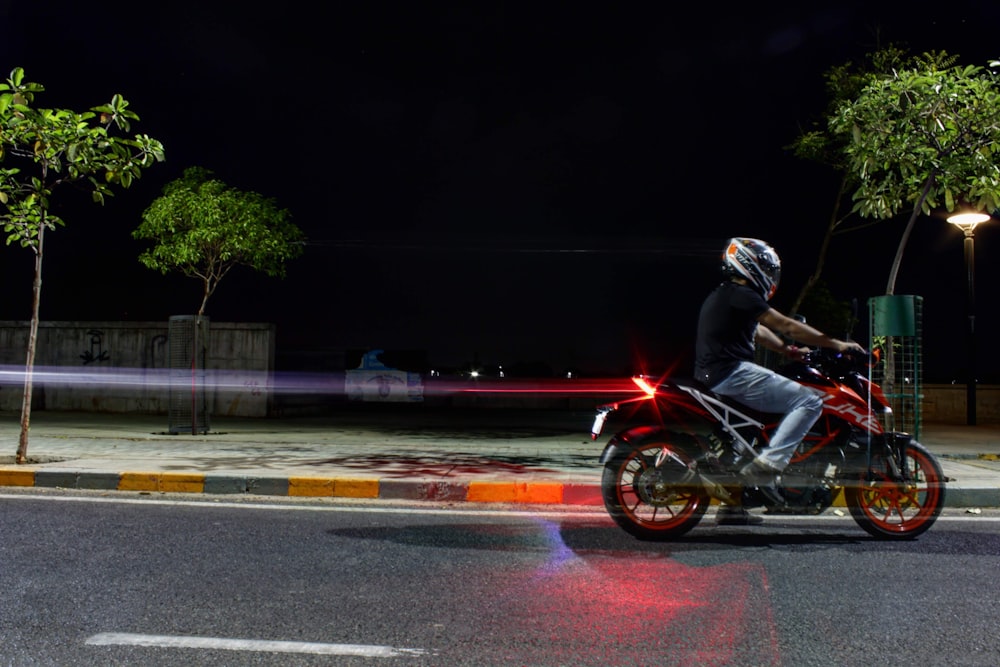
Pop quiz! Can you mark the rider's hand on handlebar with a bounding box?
[835,339,866,355]
[784,344,809,362]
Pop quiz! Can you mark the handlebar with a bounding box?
[800,346,876,374]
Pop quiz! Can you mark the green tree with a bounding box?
[830,56,1000,295]
[133,166,305,317]
[786,48,958,313]
[0,67,165,463]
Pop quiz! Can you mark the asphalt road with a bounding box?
[2,489,1000,666]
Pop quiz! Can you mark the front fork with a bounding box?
[885,432,913,481]
[854,430,913,481]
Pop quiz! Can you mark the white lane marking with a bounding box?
[85,632,431,657]
[2,492,997,522]
[0,492,610,518]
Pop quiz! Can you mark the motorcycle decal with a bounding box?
[803,382,884,433]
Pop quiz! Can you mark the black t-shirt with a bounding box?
[693,280,770,387]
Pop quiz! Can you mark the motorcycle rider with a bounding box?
[695,237,865,525]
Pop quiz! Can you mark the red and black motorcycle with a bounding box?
[591,348,946,540]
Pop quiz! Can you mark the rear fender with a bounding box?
[598,425,695,464]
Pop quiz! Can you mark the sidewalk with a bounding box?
[1,409,999,508]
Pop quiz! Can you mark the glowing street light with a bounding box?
[947,209,990,425]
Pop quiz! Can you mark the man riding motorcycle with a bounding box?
[694,237,866,525]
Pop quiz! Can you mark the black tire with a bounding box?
[601,435,710,540]
[844,439,945,540]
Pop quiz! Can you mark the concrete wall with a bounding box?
[0,320,275,417]
[922,383,1000,424]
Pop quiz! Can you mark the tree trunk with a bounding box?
[193,284,209,435]
[884,207,921,297]
[789,174,849,316]
[15,224,45,464]
[879,175,935,429]
[885,174,936,296]
[191,314,201,435]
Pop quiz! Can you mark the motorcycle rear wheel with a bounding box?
[844,439,945,540]
[601,437,710,540]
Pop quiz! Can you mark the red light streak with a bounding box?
[0,366,646,401]
[631,375,657,397]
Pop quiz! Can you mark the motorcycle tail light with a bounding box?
[632,376,657,397]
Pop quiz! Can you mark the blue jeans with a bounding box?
[710,361,824,472]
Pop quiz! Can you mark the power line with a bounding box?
[304,237,721,256]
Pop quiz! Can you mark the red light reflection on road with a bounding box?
[498,520,782,666]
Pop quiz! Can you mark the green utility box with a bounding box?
[869,295,923,439]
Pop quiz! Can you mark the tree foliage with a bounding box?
[1,67,164,249]
[133,166,305,316]
[830,56,1000,294]
[0,67,165,463]
[786,48,958,311]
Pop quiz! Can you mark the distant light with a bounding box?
[469,370,479,378]
[565,371,573,379]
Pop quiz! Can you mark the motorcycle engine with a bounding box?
[771,481,833,514]
[743,451,839,514]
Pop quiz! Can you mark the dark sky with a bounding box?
[2,1,999,380]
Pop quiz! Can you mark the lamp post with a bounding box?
[946,211,990,426]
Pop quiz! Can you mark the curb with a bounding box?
[0,468,606,505]
[2,468,997,508]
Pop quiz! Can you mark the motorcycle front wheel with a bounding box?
[601,436,710,540]
[844,439,945,540]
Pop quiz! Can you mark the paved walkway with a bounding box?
[1,408,999,508]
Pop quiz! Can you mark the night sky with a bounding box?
[2,1,999,381]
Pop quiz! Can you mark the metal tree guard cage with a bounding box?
[868,295,923,439]
[168,315,210,435]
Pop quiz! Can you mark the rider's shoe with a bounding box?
[739,459,787,508]
[715,504,764,526]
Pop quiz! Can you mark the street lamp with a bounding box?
[947,210,990,426]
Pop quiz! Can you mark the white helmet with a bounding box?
[722,237,781,300]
